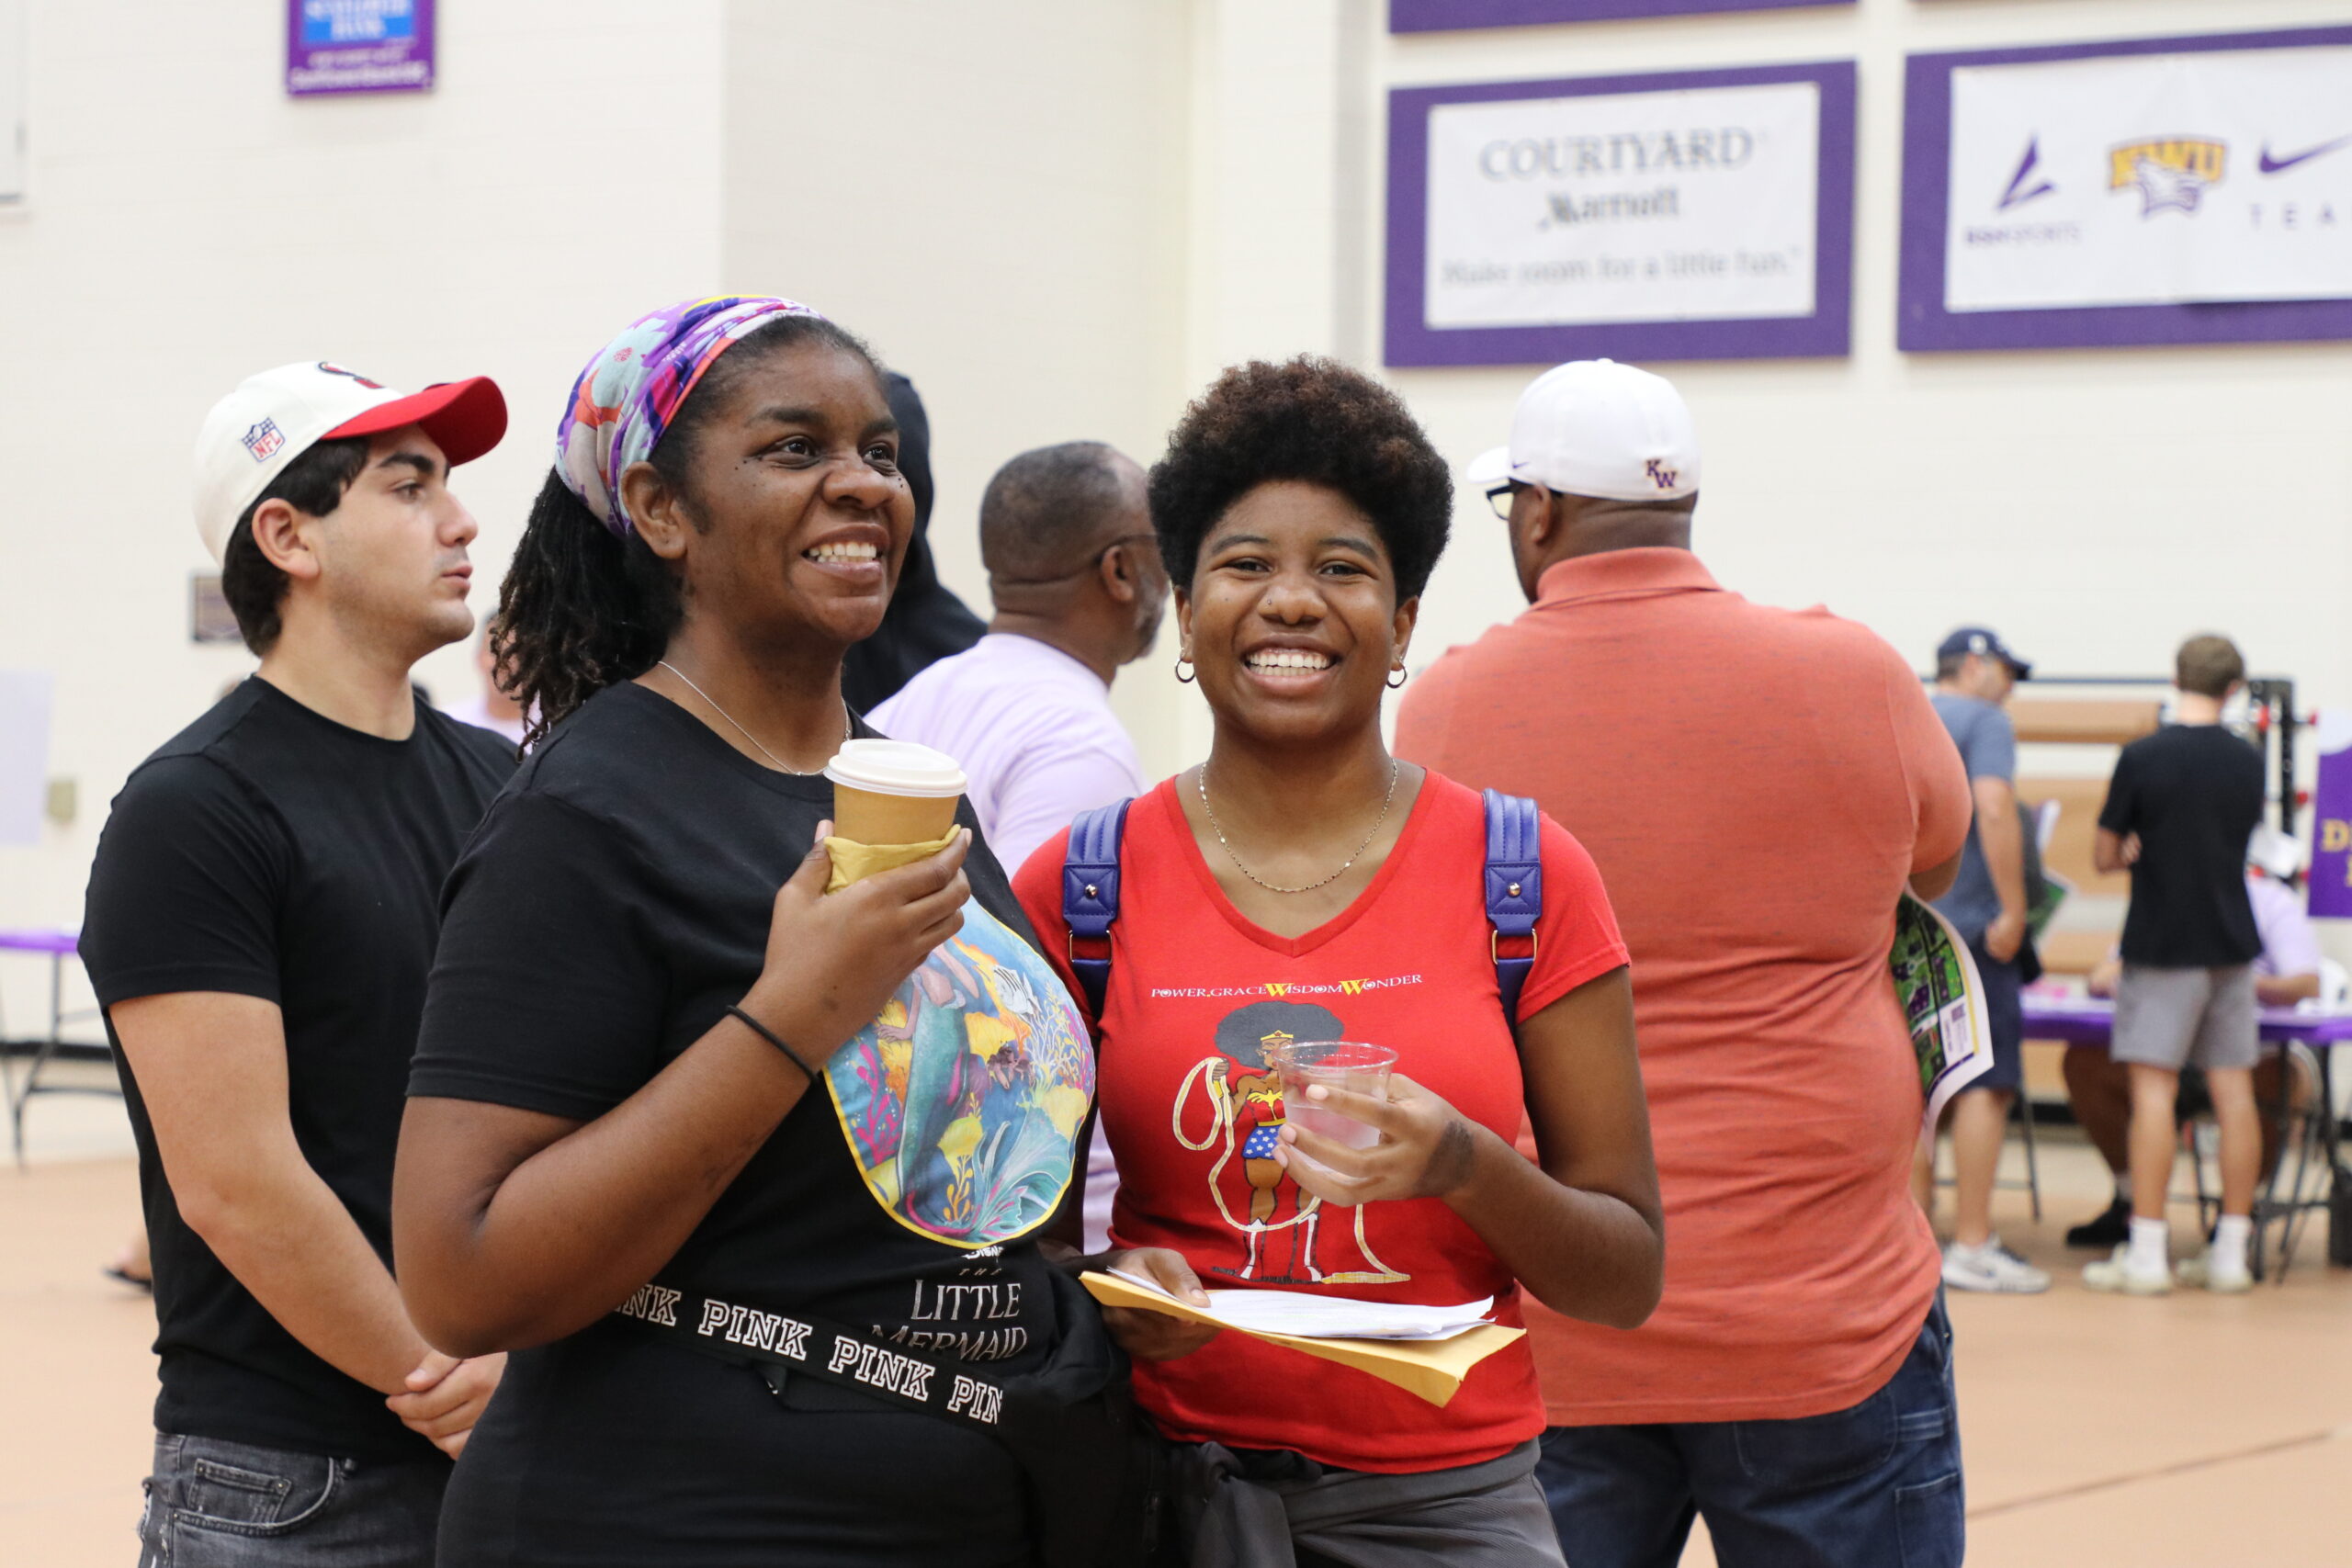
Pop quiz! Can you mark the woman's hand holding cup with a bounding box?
[739,820,971,1069]
[1272,1072,1481,1209]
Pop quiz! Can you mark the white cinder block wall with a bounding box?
[0,0,728,1025]
[6,0,2351,1034]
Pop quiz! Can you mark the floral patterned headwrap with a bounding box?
[556,295,826,536]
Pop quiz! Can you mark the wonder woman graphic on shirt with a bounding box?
[1172,998,1409,1286]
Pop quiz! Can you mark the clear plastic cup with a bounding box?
[1264,1040,1396,1150]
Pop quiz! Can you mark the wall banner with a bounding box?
[1900,27,2352,352]
[2310,711,2352,920]
[1390,0,1848,31]
[288,0,435,97]
[1386,63,1855,367]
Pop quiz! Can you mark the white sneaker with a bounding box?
[2083,1244,2172,1296]
[2176,1252,2254,1294]
[1942,1238,2052,1294]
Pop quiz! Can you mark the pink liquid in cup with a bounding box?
[1265,1040,1396,1151]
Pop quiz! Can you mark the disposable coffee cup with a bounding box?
[1264,1040,1396,1151]
[823,739,967,847]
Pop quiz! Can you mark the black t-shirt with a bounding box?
[410,682,1093,1564]
[2099,724,2265,968]
[79,679,514,1461]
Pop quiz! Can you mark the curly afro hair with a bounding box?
[1148,357,1452,601]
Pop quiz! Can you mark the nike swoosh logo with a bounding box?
[2258,135,2352,175]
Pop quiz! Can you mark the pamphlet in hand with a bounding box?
[1104,1269,1492,1341]
[2026,869,2073,942]
[1078,1269,1523,1407]
[1891,893,1993,1131]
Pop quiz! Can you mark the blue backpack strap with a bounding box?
[1483,789,1543,1031]
[1062,799,1133,1020]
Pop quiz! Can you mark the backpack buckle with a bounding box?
[1491,929,1538,964]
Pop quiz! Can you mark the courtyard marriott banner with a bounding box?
[1386,63,1855,367]
[1900,26,2352,351]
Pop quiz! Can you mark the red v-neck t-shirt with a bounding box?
[1014,771,1628,1473]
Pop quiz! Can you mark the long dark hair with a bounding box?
[492,313,879,748]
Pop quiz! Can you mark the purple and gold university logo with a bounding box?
[2109,138,2225,218]
[1645,457,1680,491]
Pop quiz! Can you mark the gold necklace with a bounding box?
[1196,759,1399,896]
[656,660,848,776]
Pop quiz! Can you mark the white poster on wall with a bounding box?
[1945,45,2352,312]
[0,671,53,845]
[0,0,24,201]
[1424,80,1823,330]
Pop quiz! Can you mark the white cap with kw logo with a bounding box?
[1466,358,1700,504]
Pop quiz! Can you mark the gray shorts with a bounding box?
[2112,964,2259,1072]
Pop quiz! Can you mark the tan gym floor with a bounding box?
[6,1071,2348,1567]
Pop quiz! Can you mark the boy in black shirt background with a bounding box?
[2084,635,2267,1298]
[83,362,514,1566]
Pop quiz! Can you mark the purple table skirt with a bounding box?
[2023,997,2352,1048]
[0,929,78,956]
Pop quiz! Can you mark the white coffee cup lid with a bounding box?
[823,739,967,798]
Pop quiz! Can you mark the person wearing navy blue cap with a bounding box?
[1926,626,2048,1293]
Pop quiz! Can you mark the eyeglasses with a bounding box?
[1484,481,1527,522]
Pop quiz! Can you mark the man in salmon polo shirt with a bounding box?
[1395,360,1973,1568]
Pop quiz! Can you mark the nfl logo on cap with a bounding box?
[243,419,285,463]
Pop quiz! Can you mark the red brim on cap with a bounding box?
[325,376,508,467]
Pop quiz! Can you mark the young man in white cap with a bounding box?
[1396,360,1972,1567]
[83,362,514,1566]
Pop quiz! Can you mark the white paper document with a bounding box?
[1107,1269,1494,1342]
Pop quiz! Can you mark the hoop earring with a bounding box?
[1175,654,1197,684]
[1386,665,1408,690]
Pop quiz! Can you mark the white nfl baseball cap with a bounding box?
[1466,358,1699,503]
[192,361,507,563]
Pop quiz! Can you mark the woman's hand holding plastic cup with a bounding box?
[1272,1071,1483,1209]
[1267,1041,1395,1155]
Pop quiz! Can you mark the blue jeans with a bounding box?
[136,1433,446,1567]
[1536,1298,1962,1568]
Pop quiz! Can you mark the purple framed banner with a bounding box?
[1385,62,1855,367]
[1899,27,2352,353]
[287,0,435,97]
[1392,0,1849,30]
[2311,712,2352,920]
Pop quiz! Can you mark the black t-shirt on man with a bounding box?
[80,679,514,1461]
[2098,723,2266,968]
[410,682,1086,1567]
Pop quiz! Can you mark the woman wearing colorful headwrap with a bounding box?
[391,299,1168,1565]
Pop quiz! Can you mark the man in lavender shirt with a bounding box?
[870,441,1169,1247]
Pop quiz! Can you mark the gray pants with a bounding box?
[2113,964,2258,1071]
[1188,1438,1564,1568]
[137,1432,445,1568]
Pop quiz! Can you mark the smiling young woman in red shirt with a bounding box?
[1014,358,1663,1565]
